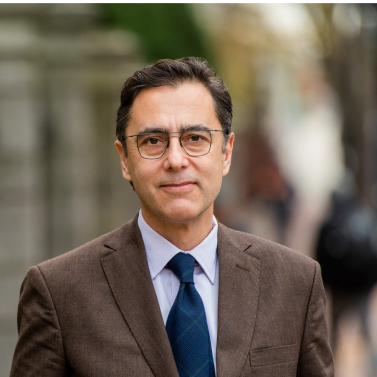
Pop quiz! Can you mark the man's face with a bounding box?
[115,83,234,226]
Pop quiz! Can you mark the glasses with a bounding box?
[124,130,226,160]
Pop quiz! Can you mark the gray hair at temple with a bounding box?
[116,57,233,155]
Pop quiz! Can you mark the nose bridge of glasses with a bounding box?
[167,134,184,150]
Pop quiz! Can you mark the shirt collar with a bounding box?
[138,210,218,285]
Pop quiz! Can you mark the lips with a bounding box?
[161,181,194,187]
[160,181,196,191]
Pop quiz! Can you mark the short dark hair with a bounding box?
[116,57,232,155]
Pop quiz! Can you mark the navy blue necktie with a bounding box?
[166,252,215,377]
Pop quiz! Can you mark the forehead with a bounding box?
[127,83,220,133]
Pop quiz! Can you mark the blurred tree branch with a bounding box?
[306,4,377,206]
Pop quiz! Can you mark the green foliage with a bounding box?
[101,4,212,64]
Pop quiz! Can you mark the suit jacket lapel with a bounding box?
[100,215,179,377]
[216,224,261,377]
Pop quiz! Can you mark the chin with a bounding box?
[158,202,208,224]
[162,209,200,224]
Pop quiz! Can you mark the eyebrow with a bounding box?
[135,124,211,135]
[181,124,211,132]
[136,126,169,135]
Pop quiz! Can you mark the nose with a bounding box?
[163,136,189,171]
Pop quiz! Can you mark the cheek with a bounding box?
[201,161,224,193]
[129,162,160,194]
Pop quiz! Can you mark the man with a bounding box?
[11,57,334,377]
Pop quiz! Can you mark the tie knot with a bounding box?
[167,252,195,283]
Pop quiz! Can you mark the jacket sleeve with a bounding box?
[297,262,334,377]
[10,266,69,377]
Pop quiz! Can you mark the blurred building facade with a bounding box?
[0,4,142,375]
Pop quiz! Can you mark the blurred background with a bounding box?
[1,3,377,376]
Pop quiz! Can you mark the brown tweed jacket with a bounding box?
[11,214,334,377]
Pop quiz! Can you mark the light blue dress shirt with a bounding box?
[138,210,219,373]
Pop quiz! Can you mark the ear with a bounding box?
[114,140,132,182]
[222,133,234,177]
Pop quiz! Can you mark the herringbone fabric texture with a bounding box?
[166,252,215,377]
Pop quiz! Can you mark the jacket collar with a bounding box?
[216,223,261,377]
[101,214,179,377]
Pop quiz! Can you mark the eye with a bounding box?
[138,133,166,147]
[183,132,206,142]
[190,134,201,142]
[147,137,160,145]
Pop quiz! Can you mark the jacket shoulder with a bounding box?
[36,216,137,276]
[218,222,318,277]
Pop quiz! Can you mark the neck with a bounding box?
[140,208,214,251]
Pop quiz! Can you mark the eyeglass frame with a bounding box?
[122,129,228,160]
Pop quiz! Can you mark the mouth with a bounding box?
[160,181,196,191]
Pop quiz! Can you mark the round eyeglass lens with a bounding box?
[181,130,211,156]
[138,133,168,159]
